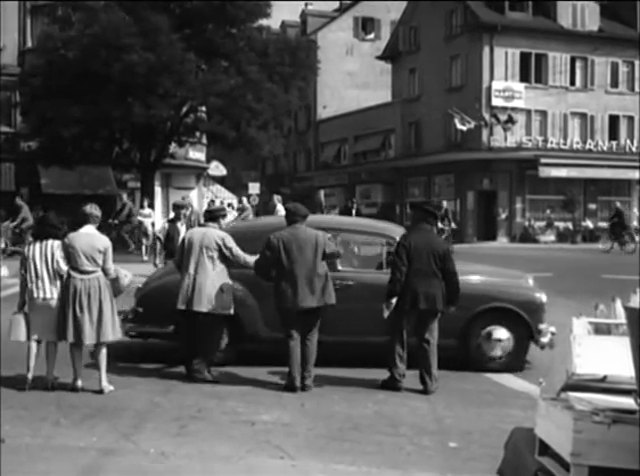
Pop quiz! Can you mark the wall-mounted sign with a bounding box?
[491,136,638,154]
[539,166,639,180]
[491,81,525,108]
[247,182,261,195]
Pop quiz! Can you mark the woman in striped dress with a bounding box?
[16,212,68,391]
[58,203,122,394]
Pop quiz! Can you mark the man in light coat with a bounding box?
[174,205,257,383]
[254,203,339,392]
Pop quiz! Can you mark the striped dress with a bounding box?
[20,239,68,341]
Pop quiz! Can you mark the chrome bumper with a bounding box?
[535,323,556,350]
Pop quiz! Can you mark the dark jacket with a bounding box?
[386,223,460,311]
[163,219,183,261]
[254,223,338,311]
[114,201,136,224]
[609,207,627,229]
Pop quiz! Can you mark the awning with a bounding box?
[206,160,227,177]
[538,156,640,180]
[352,134,385,154]
[38,165,119,195]
[320,142,341,163]
[205,182,237,203]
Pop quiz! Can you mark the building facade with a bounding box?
[289,0,640,242]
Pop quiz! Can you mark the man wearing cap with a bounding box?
[254,203,339,392]
[154,200,189,267]
[174,205,257,383]
[380,202,460,395]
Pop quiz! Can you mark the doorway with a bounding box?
[476,190,498,241]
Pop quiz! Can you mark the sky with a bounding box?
[264,1,339,27]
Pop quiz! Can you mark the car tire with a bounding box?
[465,311,531,373]
[212,319,240,366]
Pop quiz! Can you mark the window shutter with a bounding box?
[588,57,596,89]
[549,54,560,86]
[353,17,361,40]
[462,53,468,86]
[549,111,558,137]
[635,60,640,92]
[507,50,520,82]
[374,18,382,40]
[561,54,571,87]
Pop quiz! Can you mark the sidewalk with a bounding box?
[455,242,598,250]
[1,252,155,280]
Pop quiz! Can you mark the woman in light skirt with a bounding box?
[16,212,68,391]
[58,203,122,394]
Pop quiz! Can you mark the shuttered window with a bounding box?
[518,51,549,85]
[353,17,382,41]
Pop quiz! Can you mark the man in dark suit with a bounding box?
[380,203,460,395]
[254,203,339,393]
[339,198,363,217]
[155,200,188,267]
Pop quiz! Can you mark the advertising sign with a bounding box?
[491,81,525,108]
[248,182,261,195]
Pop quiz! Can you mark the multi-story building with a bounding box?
[266,1,407,194]
[0,0,29,201]
[291,0,639,242]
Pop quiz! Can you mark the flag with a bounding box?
[448,108,476,131]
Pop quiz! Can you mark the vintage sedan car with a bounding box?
[121,215,555,372]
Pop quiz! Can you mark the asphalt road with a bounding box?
[1,245,638,475]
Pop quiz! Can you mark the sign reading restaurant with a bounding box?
[490,136,638,154]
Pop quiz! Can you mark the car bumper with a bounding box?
[118,307,175,338]
[534,323,556,350]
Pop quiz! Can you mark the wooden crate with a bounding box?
[535,398,640,475]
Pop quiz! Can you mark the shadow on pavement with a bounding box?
[267,370,381,390]
[0,374,27,392]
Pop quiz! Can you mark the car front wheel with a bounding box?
[465,311,531,372]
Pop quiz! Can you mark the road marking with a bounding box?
[482,373,540,398]
[528,272,554,278]
[601,274,639,281]
[1,285,19,298]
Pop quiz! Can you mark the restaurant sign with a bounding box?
[491,136,638,154]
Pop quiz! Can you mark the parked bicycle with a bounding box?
[598,227,638,254]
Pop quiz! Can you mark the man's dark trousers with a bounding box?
[388,309,440,393]
[281,307,326,388]
[180,310,226,378]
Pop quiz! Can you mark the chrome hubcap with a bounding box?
[477,325,514,361]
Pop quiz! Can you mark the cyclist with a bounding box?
[110,191,137,252]
[608,201,628,244]
[7,193,34,247]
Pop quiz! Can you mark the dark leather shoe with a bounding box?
[301,383,313,392]
[282,383,300,393]
[380,378,403,392]
[188,371,216,383]
[422,387,437,395]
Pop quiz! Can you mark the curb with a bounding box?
[455,243,598,250]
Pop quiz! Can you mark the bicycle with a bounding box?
[598,228,638,254]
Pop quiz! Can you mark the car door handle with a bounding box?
[334,279,355,289]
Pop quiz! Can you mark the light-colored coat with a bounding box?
[174,223,256,315]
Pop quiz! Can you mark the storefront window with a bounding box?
[584,179,632,225]
[525,172,582,225]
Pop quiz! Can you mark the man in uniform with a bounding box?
[380,203,460,395]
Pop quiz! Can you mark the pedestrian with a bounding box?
[15,212,68,391]
[137,197,155,262]
[9,192,34,246]
[58,203,122,394]
[174,204,257,382]
[223,201,238,226]
[339,198,362,217]
[271,194,286,216]
[155,200,188,267]
[380,203,460,395]
[236,196,254,221]
[110,191,137,252]
[254,203,339,393]
[182,195,203,230]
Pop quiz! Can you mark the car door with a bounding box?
[320,230,396,342]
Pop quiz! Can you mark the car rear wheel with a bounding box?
[465,311,531,372]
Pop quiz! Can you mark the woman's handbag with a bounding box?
[8,311,28,342]
[110,266,133,298]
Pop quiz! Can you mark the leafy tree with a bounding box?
[20,1,316,200]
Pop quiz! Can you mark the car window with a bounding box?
[325,231,396,272]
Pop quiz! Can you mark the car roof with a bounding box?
[228,215,406,240]
[226,215,406,254]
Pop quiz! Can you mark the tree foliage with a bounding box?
[20,1,316,179]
